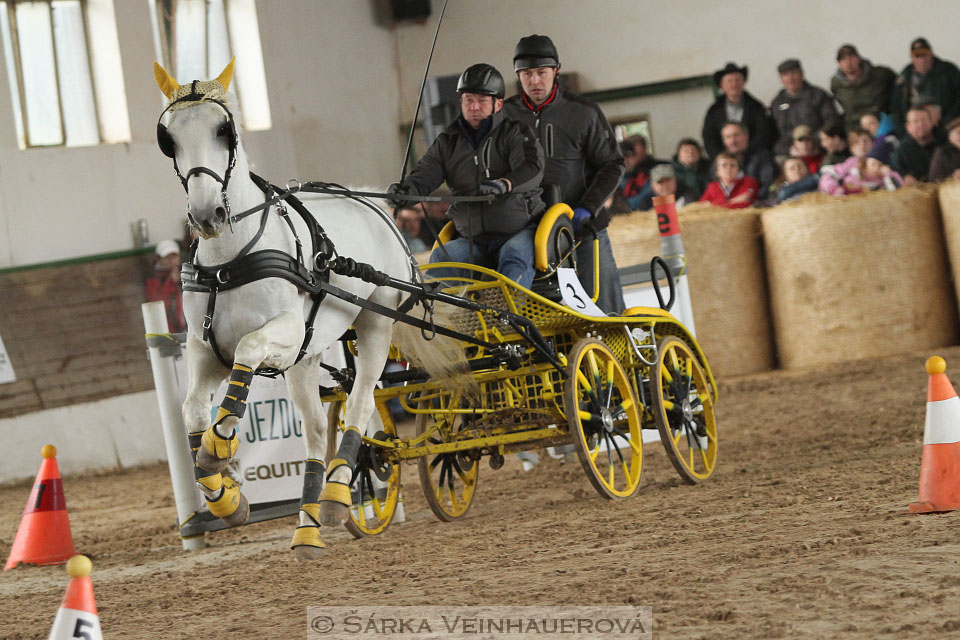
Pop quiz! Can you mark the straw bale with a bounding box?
[762,186,957,369]
[937,179,960,305]
[608,204,775,378]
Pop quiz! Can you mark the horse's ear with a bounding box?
[154,62,179,99]
[216,57,236,93]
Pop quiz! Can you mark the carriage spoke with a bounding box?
[612,427,641,454]
[604,359,615,409]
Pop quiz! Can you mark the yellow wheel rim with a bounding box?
[652,336,718,484]
[416,400,479,521]
[566,338,643,499]
[328,402,401,538]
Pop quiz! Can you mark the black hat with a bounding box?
[836,44,859,61]
[457,63,505,99]
[777,58,802,74]
[911,37,932,54]
[713,62,747,87]
[514,34,560,71]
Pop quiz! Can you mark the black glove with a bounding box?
[479,179,511,197]
[386,182,410,207]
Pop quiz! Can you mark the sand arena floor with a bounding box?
[2,345,960,639]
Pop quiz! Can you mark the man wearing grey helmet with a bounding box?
[389,63,545,288]
[502,34,626,314]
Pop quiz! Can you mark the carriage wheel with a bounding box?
[565,338,643,499]
[416,402,479,521]
[326,401,401,538]
[650,336,718,484]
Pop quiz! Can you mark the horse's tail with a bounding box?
[391,295,479,399]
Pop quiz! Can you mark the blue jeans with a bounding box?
[428,227,536,289]
[576,228,625,314]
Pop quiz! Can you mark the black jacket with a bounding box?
[769,82,839,156]
[401,110,545,239]
[502,86,624,230]
[702,91,774,158]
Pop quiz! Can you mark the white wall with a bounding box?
[1,0,959,268]
[395,0,960,156]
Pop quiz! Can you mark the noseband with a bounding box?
[157,80,240,221]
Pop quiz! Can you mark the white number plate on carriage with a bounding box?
[557,268,605,317]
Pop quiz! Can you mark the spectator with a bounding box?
[890,38,960,136]
[702,62,773,158]
[820,146,904,195]
[891,106,938,184]
[775,157,820,204]
[672,137,711,202]
[789,125,824,174]
[720,121,776,197]
[389,63,546,289]
[635,164,687,211]
[915,96,948,144]
[830,44,896,132]
[770,58,839,158]
[859,111,898,163]
[928,117,960,181]
[418,200,451,246]
[145,239,186,333]
[503,34,626,314]
[394,205,429,253]
[699,152,759,209]
[818,121,852,165]
[619,135,667,208]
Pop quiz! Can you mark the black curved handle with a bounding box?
[651,256,676,312]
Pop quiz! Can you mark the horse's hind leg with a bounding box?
[182,336,250,526]
[194,311,305,526]
[285,356,328,559]
[319,308,394,526]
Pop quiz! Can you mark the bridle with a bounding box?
[156,80,240,225]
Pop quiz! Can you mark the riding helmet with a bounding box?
[513,34,560,71]
[456,63,505,99]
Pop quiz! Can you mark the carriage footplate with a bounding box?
[292,458,326,557]
[197,363,253,472]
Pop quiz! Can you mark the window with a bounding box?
[0,0,130,148]
[150,0,271,130]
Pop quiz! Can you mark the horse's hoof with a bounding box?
[196,447,231,473]
[293,544,325,560]
[319,501,349,527]
[221,492,250,527]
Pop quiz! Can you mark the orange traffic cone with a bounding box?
[909,356,960,513]
[47,555,103,639]
[4,444,75,570]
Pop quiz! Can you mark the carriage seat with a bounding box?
[430,203,576,300]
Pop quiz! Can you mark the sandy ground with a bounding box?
[2,345,960,639]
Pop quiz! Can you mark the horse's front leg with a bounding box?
[319,308,394,526]
[194,311,305,526]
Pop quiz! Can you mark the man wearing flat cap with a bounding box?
[890,37,960,137]
[769,58,838,159]
[830,43,896,133]
[701,62,773,158]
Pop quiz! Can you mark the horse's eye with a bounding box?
[216,122,231,138]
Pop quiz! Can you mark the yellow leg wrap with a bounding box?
[319,482,352,507]
[326,458,351,476]
[201,425,239,460]
[207,476,243,518]
[197,472,223,493]
[301,503,322,526]
[291,525,326,550]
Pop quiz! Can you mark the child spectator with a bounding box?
[859,111,898,163]
[928,116,960,181]
[672,137,711,202]
[145,240,186,333]
[775,157,820,204]
[819,121,851,165]
[789,125,824,174]
[699,152,759,209]
[820,146,903,195]
[394,205,429,253]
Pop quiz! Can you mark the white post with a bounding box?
[674,275,697,338]
[141,302,206,550]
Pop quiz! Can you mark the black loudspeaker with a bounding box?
[391,0,431,21]
[422,73,459,146]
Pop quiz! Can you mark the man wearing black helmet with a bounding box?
[388,63,545,288]
[502,34,626,315]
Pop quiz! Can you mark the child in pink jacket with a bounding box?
[819,147,903,195]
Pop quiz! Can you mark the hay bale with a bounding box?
[608,204,775,378]
[762,186,957,369]
[937,179,960,305]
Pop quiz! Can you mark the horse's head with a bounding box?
[155,59,244,239]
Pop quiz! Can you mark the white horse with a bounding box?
[154,60,412,557]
